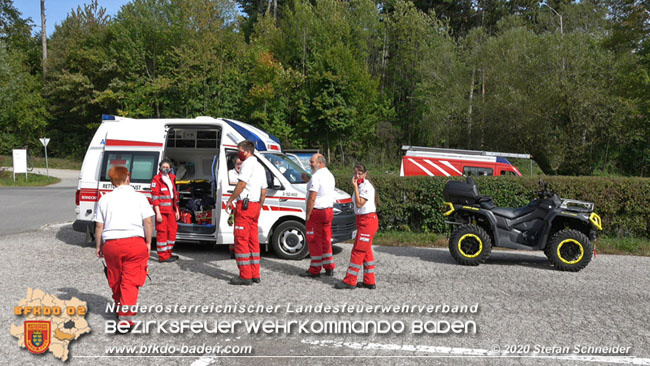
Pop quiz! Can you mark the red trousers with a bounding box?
[156,212,178,260]
[343,213,378,286]
[103,236,149,320]
[233,202,261,280]
[306,208,335,275]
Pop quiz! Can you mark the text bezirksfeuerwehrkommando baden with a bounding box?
[106,302,479,315]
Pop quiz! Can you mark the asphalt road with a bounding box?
[2,169,649,365]
[2,224,650,366]
[0,168,78,235]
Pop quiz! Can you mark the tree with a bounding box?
[0,41,48,154]
[384,1,464,148]
[44,0,113,157]
[471,27,627,174]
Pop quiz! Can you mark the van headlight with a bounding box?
[333,202,353,215]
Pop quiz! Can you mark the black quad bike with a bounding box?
[442,178,602,271]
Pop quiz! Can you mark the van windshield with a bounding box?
[263,153,310,184]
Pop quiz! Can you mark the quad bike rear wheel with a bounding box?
[545,229,593,272]
[448,224,492,266]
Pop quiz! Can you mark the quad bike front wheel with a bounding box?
[448,224,492,266]
[545,229,593,272]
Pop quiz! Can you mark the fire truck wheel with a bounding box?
[448,224,492,266]
[271,220,309,260]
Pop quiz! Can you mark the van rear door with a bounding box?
[99,121,166,197]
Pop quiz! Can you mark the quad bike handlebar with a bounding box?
[537,179,554,199]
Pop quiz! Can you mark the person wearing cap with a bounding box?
[335,163,378,290]
[151,159,180,263]
[225,140,268,285]
[94,166,154,331]
[300,153,336,278]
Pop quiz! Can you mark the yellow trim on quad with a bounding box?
[589,212,602,231]
[557,239,584,265]
[443,202,455,216]
[458,234,483,258]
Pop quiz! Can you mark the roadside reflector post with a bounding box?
[39,137,51,178]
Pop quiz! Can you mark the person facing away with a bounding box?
[94,166,154,332]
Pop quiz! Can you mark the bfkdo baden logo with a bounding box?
[25,321,51,354]
[11,288,91,362]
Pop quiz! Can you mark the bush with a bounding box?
[332,173,650,238]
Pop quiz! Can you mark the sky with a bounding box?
[14,0,131,36]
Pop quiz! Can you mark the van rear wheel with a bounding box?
[271,221,309,260]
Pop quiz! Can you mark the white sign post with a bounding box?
[39,138,51,178]
[12,149,28,182]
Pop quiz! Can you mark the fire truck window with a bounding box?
[500,170,516,176]
[463,166,493,176]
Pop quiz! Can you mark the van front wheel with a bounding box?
[271,221,309,260]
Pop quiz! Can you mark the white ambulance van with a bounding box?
[73,115,356,259]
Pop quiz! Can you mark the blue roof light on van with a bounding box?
[496,157,511,165]
[102,114,116,120]
[225,120,267,151]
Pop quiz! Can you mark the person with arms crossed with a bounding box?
[94,166,154,331]
[335,163,378,289]
[300,153,336,278]
[225,140,268,285]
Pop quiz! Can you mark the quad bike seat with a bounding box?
[442,179,480,204]
[491,205,536,219]
[443,177,494,206]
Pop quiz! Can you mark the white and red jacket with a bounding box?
[150,172,179,214]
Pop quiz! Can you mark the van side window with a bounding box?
[100,151,159,183]
[500,170,516,176]
[463,166,493,176]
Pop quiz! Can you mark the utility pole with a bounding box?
[41,0,47,76]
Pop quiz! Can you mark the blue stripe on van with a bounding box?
[497,157,511,165]
[225,120,267,151]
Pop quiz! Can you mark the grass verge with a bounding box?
[370,231,649,256]
[596,236,650,256]
[373,231,447,248]
[0,170,60,187]
[0,155,82,170]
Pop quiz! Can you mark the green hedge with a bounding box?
[332,173,650,238]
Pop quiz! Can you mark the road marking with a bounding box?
[301,340,650,364]
[40,221,73,230]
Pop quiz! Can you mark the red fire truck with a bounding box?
[400,146,531,177]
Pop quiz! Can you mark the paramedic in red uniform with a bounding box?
[335,163,378,289]
[225,140,267,285]
[300,153,336,278]
[151,159,180,263]
[94,166,154,331]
